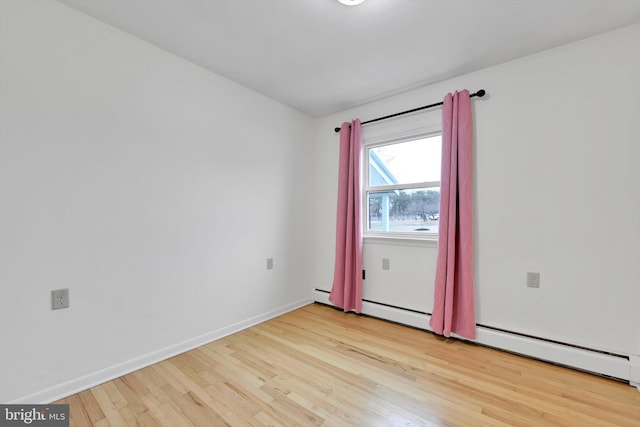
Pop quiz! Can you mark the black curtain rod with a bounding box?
[333,89,486,133]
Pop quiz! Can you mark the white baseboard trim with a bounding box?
[10,297,313,404]
[471,325,630,381]
[313,289,430,330]
[313,290,632,383]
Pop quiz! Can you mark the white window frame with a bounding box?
[361,110,442,242]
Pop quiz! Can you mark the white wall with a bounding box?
[314,24,640,357]
[0,0,314,403]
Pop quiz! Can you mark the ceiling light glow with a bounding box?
[337,0,366,6]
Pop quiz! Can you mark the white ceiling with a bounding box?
[57,0,640,117]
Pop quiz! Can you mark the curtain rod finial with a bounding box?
[476,89,486,97]
[334,127,341,133]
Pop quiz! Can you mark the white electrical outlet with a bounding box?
[526,272,540,288]
[382,258,390,270]
[267,257,274,270]
[51,288,70,310]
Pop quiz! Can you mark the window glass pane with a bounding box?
[367,188,440,234]
[368,135,441,186]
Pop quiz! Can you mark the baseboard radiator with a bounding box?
[313,289,636,385]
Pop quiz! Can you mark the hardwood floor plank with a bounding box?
[159,383,223,427]
[60,394,93,427]
[139,393,194,427]
[112,378,160,424]
[77,389,107,425]
[55,303,640,426]
[91,386,129,427]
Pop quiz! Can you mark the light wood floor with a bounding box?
[56,303,640,426]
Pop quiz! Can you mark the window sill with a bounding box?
[363,234,438,248]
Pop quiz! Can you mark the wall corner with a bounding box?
[630,355,640,389]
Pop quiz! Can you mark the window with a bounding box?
[364,134,441,239]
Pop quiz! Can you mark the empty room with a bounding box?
[1,0,639,426]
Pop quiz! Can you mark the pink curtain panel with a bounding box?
[429,90,476,339]
[329,120,363,313]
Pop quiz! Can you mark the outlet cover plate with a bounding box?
[52,288,70,310]
[267,258,274,270]
[526,272,540,288]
